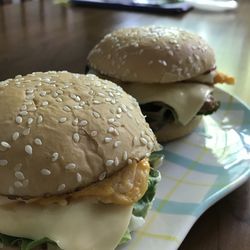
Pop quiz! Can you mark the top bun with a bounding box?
[0,71,159,198]
[87,26,216,84]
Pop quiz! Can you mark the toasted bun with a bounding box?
[0,71,159,198]
[87,26,215,84]
[155,116,202,142]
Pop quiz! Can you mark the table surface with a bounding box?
[0,1,249,250]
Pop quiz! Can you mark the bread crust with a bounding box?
[155,116,202,142]
[0,71,159,198]
[87,26,215,84]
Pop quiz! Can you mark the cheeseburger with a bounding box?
[86,26,235,142]
[0,71,161,250]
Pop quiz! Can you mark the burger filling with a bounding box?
[141,92,220,131]
[0,154,162,250]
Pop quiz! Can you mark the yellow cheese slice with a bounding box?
[0,198,133,250]
[120,82,213,125]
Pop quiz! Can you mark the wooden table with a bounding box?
[0,1,249,249]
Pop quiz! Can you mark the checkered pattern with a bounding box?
[119,88,250,250]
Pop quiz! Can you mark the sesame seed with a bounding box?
[34,138,42,145]
[56,89,64,95]
[146,152,151,157]
[79,101,85,107]
[98,171,106,181]
[59,117,67,123]
[40,91,47,97]
[114,141,121,148]
[128,159,133,165]
[98,92,105,97]
[140,137,148,145]
[0,160,8,166]
[56,97,63,102]
[76,173,82,183]
[41,169,51,176]
[123,151,128,161]
[63,106,71,112]
[25,145,32,155]
[72,118,79,126]
[108,118,115,123]
[65,163,76,170]
[52,92,58,98]
[22,128,31,136]
[28,106,37,112]
[168,50,174,56]
[104,137,112,143]
[92,111,100,118]
[159,60,167,66]
[109,92,114,97]
[108,127,115,133]
[113,128,119,136]
[115,157,119,167]
[1,141,11,149]
[14,181,23,188]
[116,114,121,119]
[117,107,122,114]
[19,111,28,116]
[105,160,114,167]
[8,186,14,195]
[75,96,81,102]
[52,152,59,162]
[37,115,43,124]
[15,171,25,180]
[27,117,34,125]
[42,101,49,107]
[73,133,80,143]
[12,132,20,141]
[90,131,97,137]
[57,184,66,192]
[121,104,127,112]
[73,105,82,110]
[79,120,88,126]
[26,89,34,94]
[16,116,23,124]
[105,97,111,102]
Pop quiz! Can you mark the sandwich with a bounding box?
[0,71,161,250]
[86,26,235,142]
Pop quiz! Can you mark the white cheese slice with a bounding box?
[0,198,133,250]
[120,82,213,125]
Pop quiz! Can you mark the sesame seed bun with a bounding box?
[87,26,215,84]
[155,116,202,142]
[0,71,159,198]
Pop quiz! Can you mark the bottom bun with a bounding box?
[155,116,202,143]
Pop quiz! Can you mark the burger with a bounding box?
[86,26,235,142]
[0,71,161,250]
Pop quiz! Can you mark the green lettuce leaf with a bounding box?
[118,229,132,246]
[132,168,161,218]
[119,151,163,245]
[0,235,57,250]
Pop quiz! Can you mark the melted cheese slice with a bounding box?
[120,82,213,125]
[31,158,150,206]
[0,198,132,250]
